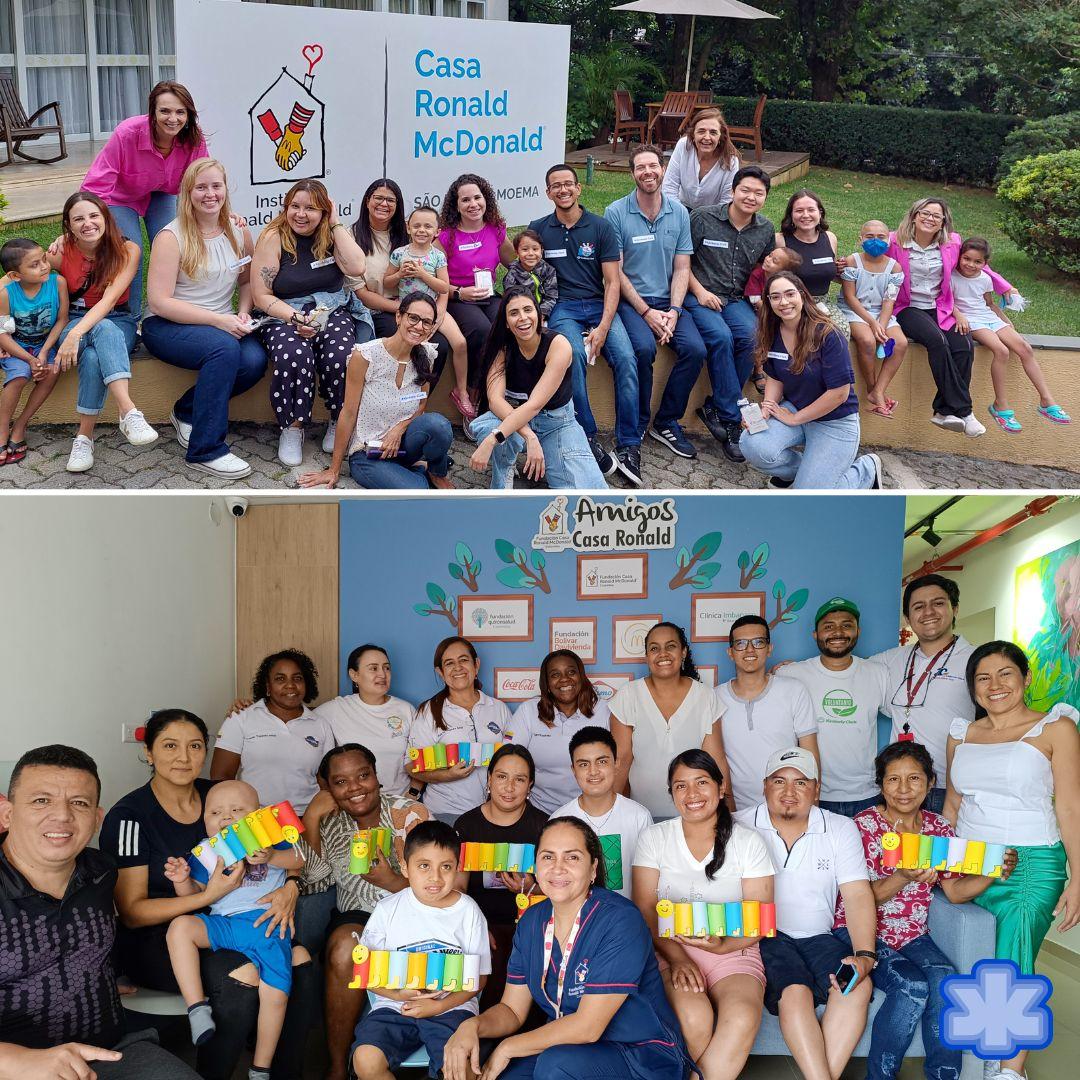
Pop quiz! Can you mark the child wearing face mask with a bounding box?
[838,220,908,418]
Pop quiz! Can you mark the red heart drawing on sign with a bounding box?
[302,44,324,75]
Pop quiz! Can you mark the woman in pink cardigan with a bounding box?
[80,81,208,319]
[888,197,1010,437]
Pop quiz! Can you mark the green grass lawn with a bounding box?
[573,165,1080,337]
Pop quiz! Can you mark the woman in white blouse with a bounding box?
[512,649,611,814]
[609,621,730,818]
[312,643,416,798]
[661,109,741,211]
[633,748,773,1079]
[944,640,1080,1080]
[408,635,514,821]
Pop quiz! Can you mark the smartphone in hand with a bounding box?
[834,961,860,995]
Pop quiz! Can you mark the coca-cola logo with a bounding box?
[494,669,541,700]
[503,678,537,691]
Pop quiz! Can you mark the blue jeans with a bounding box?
[619,298,706,433]
[347,412,453,489]
[819,795,880,817]
[835,927,960,1080]
[141,317,267,462]
[740,401,876,489]
[684,296,759,423]
[547,299,639,448]
[109,193,176,320]
[58,312,138,415]
[469,401,608,489]
[499,1041,687,1080]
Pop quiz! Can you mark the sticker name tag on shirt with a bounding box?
[767,350,789,360]
[457,240,483,251]
[228,256,252,270]
[812,256,835,265]
[631,234,656,244]
[544,248,567,259]
[702,239,728,248]
[400,391,427,403]
[310,256,336,269]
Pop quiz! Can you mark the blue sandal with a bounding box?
[988,405,1022,433]
[1038,404,1071,424]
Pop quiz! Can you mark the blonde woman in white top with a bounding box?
[661,109,741,210]
[313,643,417,798]
[609,621,730,818]
[299,291,454,490]
[408,635,514,821]
[944,639,1080,1080]
[144,158,267,479]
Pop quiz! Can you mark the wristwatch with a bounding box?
[855,949,878,965]
[493,430,506,444]
[284,874,302,888]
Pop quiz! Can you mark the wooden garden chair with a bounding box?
[612,89,646,151]
[728,94,767,162]
[646,91,698,150]
[0,75,68,168]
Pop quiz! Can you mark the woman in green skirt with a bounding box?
[944,639,1080,1080]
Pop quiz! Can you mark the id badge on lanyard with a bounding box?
[540,897,587,1018]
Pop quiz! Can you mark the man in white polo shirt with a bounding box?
[871,574,975,814]
[717,615,819,810]
[778,597,889,817]
[736,748,877,1080]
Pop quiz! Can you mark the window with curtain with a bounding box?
[156,0,175,80]
[443,0,462,16]
[466,1,485,16]
[0,0,14,79]
[96,0,151,132]
[23,0,90,134]
[389,0,411,12]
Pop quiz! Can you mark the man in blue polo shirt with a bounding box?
[604,145,705,461]
[529,164,642,485]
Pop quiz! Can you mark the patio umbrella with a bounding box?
[612,0,778,92]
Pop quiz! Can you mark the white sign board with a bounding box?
[177,1,569,227]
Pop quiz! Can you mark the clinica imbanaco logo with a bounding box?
[822,690,858,721]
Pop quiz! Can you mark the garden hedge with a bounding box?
[712,97,1020,187]
[997,149,1080,277]
[996,112,1080,181]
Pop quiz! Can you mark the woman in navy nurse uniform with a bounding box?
[442,816,691,1080]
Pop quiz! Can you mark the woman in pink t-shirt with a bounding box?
[435,174,516,416]
[80,81,208,318]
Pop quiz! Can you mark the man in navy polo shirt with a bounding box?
[604,145,705,461]
[529,164,642,485]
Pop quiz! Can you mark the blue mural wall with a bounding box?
[339,494,907,709]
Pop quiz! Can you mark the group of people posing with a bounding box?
[1,89,1068,487]
[2,572,1077,1080]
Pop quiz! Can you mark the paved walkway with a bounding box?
[2,423,1077,490]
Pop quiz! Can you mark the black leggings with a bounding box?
[447,295,503,386]
[371,311,449,384]
[896,306,975,417]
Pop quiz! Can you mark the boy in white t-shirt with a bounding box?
[552,725,653,898]
[351,820,491,1080]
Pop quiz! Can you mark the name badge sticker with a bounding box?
[228,256,252,271]
[812,256,835,265]
[544,248,567,259]
[631,234,656,244]
[702,239,729,248]
[767,350,789,360]
[458,241,483,252]
[310,256,336,269]
[400,391,428,404]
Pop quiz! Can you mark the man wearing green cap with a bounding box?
[776,598,889,817]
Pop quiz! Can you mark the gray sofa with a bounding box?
[750,889,997,1079]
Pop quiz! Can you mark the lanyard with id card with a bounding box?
[540,896,588,1019]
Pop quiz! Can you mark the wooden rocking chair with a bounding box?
[0,75,68,168]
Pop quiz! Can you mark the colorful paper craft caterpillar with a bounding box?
[880,832,1006,877]
[349,828,394,874]
[459,841,536,874]
[348,944,481,991]
[190,801,304,873]
[515,892,547,920]
[408,742,504,773]
[656,899,777,939]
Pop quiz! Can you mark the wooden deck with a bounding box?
[0,140,101,224]
[566,144,810,186]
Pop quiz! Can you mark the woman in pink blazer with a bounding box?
[888,197,1011,437]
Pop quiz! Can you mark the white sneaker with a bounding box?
[987,1069,1026,1080]
[322,420,337,453]
[188,452,252,480]
[931,412,966,432]
[170,411,192,449]
[963,412,986,437]
[66,435,94,473]
[866,452,884,489]
[278,425,304,466]
[119,408,159,447]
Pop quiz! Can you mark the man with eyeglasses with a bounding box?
[528,164,642,484]
[776,598,889,817]
[870,573,974,813]
[735,747,876,1080]
[685,165,776,463]
[716,615,819,809]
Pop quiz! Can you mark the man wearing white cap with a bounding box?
[735,747,877,1080]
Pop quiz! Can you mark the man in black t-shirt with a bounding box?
[0,744,198,1079]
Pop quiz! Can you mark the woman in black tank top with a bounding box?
[467,287,606,490]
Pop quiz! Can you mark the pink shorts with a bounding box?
[658,940,765,989]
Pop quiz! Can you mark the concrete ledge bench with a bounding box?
[21,337,1077,472]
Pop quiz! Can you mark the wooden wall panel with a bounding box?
[236,503,339,705]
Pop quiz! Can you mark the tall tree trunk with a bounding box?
[670,16,691,87]
[809,56,840,100]
[691,30,719,91]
